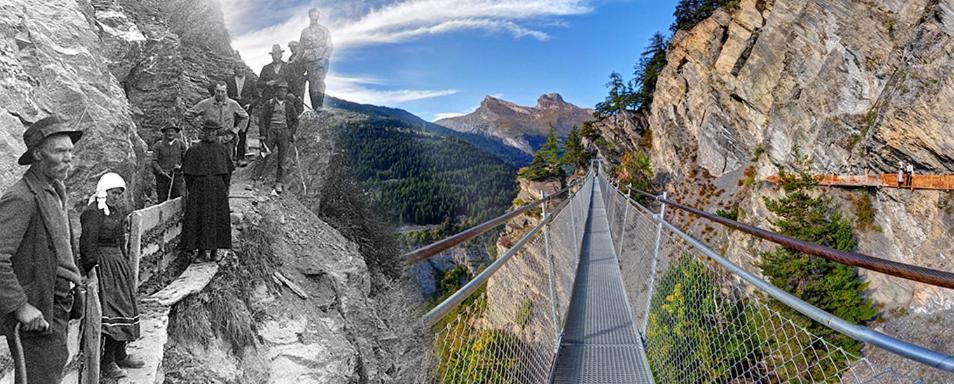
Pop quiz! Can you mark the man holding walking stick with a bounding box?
[152,125,187,203]
[0,116,86,383]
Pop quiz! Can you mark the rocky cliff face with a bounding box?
[436,93,594,155]
[0,0,145,208]
[1,0,420,382]
[95,0,254,145]
[641,0,954,311]
[593,0,953,378]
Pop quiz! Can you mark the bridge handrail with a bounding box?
[602,176,954,372]
[420,170,592,326]
[619,182,954,290]
[403,178,582,265]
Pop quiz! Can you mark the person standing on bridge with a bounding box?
[80,173,144,378]
[180,121,234,262]
[906,162,914,189]
[260,80,303,194]
[0,116,84,384]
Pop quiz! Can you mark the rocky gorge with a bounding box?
[0,0,419,382]
[590,0,953,379]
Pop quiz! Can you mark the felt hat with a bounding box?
[161,125,181,133]
[202,120,222,131]
[269,44,285,54]
[18,116,84,166]
[276,80,289,89]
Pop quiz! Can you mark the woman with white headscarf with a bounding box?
[79,173,143,378]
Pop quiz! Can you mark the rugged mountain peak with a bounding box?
[481,95,526,112]
[437,93,594,155]
[536,92,567,108]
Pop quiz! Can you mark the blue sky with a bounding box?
[222,0,678,121]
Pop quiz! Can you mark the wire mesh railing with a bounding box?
[415,170,595,383]
[598,171,953,383]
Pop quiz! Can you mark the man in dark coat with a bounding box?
[226,65,258,166]
[152,125,187,203]
[285,41,308,111]
[257,44,288,104]
[259,81,303,194]
[180,120,234,262]
[0,116,84,384]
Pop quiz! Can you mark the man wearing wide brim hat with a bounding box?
[257,43,289,104]
[0,116,86,383]
[259,80,303,194]
[152,125,187,203]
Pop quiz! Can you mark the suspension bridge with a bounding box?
[407,162,954,383]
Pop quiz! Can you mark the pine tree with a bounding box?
[538,127,562,175]
[618,150,655,202]
[519,152,549,181]
[594,72,638,118]
[633,32,669,109]
[671,0,738,32]
[562,126,587,171]
[758,146,877,375]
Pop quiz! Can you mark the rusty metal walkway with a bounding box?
[551,181,653,383]
[766,173,954,191]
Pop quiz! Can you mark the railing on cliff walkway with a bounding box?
[406,162,954,383]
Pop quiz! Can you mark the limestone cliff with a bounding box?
[593,0,953,378]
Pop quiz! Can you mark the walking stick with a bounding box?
[167,171,176,202]
[11,323,27,384]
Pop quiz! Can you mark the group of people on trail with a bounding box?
[0,8,332,383]
[156,7,329,195]
[897,161,915,189]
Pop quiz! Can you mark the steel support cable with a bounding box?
[421,182,582,327]
[620,188,954,290]
[404,179,582,265]
[607,178,954,373]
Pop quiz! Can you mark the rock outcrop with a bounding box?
[0,0,145,208]
[436,93,594,155]
[1,0,421,382]
[593,0,953,379]
[641,0,954,310]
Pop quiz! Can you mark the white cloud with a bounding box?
[432,104,479,121]
[326,73,459,105]
[224,0,593,106]
[432,112,468,120]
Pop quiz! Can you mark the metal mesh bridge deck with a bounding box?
[552,181,653,383]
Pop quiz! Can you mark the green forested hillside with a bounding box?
[327,96,532,166]
[335,117,518,225]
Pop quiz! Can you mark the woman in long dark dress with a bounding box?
[180,120,234,261]
[80,172,143,378]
